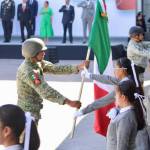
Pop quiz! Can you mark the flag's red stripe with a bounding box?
[94,83,115,136]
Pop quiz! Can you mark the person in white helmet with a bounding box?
[17,38,89,124]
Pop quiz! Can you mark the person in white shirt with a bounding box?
[0,104,40,150]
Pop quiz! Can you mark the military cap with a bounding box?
[129,26,144,36]
[22,38,47,58]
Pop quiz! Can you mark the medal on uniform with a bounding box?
[31,70,41,85]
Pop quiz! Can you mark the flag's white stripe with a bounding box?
[99,0,106,12]
[93,54,114,92]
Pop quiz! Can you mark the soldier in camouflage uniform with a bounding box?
[17,38,88,123]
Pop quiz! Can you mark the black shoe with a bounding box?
[62,41,66,44]
[82,41,86,44]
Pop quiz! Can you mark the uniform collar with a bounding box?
[120,106,134,114]
[3,145,22,150]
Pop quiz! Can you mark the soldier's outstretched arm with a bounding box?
[81,91,115,115]
[42,60,89,74]
[26,72,81,108]
[42,60,79,74]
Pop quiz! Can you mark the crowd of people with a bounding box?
[0,0,95,44]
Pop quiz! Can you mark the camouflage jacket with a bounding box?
[127,39,150,68]
[16,59,78,121]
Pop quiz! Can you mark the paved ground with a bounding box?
[0,59,150,150]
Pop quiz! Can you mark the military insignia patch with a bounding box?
[31,70,41,85]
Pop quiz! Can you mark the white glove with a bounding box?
[74,110,83,118]
[81,68,91,79]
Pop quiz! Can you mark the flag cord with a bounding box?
[70,47,91,139]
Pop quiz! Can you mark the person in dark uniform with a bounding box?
[0,0,15,42]
[59,0,75,43]
[17,0,31,42]
[27,0,38,36]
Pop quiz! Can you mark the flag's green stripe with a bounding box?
[88,0,111,74]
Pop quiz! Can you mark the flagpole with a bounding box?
[70,47,91,139]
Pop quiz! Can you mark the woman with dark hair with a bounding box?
[107,80,145,150]
[74,57,143,116]
[0,104,40,150]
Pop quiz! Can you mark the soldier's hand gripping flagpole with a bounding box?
[70,47,91,139]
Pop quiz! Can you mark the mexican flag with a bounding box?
[88,0,114,136]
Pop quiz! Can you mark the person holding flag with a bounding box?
[17,38,89,124]
[73,0,144,137]
[76,0,115,136]
[72,0,149,147]
[74,57,143,120]
[74,57,150,149]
